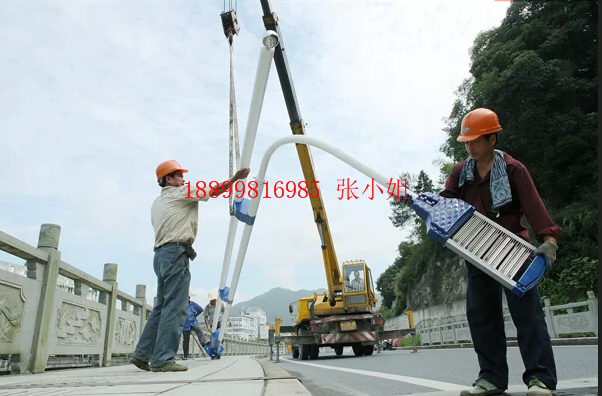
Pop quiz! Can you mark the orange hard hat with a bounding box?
[156,160,188,181]
[457,108,502,142]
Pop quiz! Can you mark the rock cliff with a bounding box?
[407,257,468,310]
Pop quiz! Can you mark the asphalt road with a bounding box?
[276,345,598,396]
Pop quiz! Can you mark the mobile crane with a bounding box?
[258,0,415,359]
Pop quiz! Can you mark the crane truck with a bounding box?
[258,0,416,359]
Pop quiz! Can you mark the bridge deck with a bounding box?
[0,355,309,396]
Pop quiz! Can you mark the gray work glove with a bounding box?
[531,241,558,273]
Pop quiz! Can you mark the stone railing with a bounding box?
[223,337,285,355]
[176,333,286,358]
[0,224,153,374]
[0,224,276,374]
[413,291,598,345]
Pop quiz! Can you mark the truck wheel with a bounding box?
[300,344,310,360]
[292,346,299,359]
[363,345,374,356]
[310,345,320,359]
[334,346,343,356]
[352,344,363,357]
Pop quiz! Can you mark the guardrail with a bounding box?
[175,331,287,358]
[413,291,598,345]
[0,223,278,374]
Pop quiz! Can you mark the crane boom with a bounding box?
[259,0,342,306]
[255,2,415,359]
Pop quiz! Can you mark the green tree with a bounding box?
[389,170,435,232]
[440,0,598,301]
[377,171,442,313]
[375,306,395,322]
[378,1,597,311]
[375,255,403,309]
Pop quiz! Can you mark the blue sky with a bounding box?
[0,0,509,307]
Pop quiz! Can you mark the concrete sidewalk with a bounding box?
[0,355,311,396]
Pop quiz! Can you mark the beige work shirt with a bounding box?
[151,184,210,249]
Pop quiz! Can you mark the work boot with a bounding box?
[150,363,189,372]
[527,377,552,396]
[130,356,150,371]
[460,378,504,396]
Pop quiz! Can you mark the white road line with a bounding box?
[403,345,598,351]
[281,358,466,391]
[394,377,599,396]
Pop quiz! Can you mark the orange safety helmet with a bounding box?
[156,160,188,181]
[457,108,502,142]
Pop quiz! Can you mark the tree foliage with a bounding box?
[389,170,435,232]
[377,0,598,312]
[376,171,444,314]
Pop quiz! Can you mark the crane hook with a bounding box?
[220,9,240,40]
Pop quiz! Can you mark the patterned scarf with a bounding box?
[458,149,512,216]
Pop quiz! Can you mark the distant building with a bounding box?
[225,315,257,341]
[239,307,268,340]
[0,261,26,276]
[0,261,99,301]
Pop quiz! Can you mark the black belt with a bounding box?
[156,242,190,250]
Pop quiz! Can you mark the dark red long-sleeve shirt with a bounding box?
[439,152,561,243]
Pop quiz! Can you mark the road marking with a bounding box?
[393,377,599,396]
[399,345,598,352]
[281,358,465,391]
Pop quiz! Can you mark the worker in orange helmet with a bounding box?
[440,108,561,396]
[130,159,249,372]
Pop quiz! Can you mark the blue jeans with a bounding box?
[133,244,191,368]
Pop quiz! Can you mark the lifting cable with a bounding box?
[221,6,241,216]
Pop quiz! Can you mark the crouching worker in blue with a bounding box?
[182,293,208,359]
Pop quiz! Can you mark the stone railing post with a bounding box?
[134,285,147,339]
[73,279,83,297]
[100,263,118,367]
[542,298,556,338]
[587,291,598,336]
[25,256,42,281]
[29,224,62,374]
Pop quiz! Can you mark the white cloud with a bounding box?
[0,0,509,307]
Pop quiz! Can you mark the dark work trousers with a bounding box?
[132,244,192,368]
[183,323,206,358]
[465,262,557,390]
